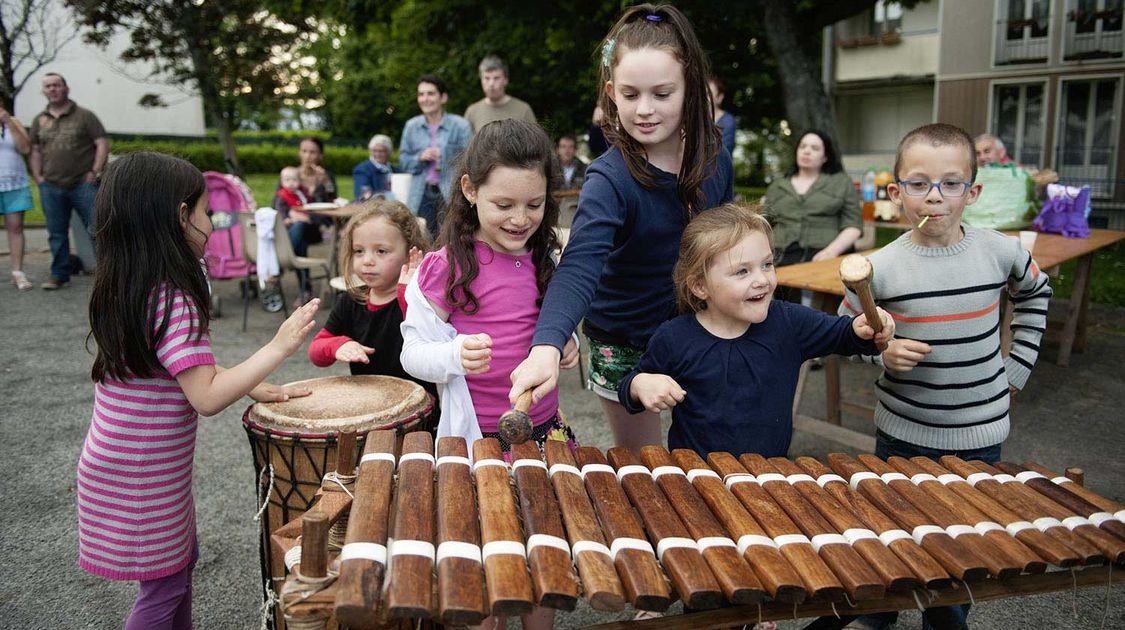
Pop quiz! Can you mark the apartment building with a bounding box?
[827,0,1123,208]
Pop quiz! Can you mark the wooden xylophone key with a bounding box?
[1021,461,1125,520]
[908,457,1080,569]
[607,447,723,610]
[641,446,766,605]
[542,441,626,612]
[385,431,435,618]
[575,446,672,612]
[510,441,579,611]
[857,454,1023,579]
[708,452,846,602]
[994,462,1125,544]
[472,439,536,617]
[884,456,1046,575]
[939,456,1105,565]
[435,437,486,626]
[795,457,950,590]
[768,457,917,592]
[672,449,806,603]
[335,430,397,629]
[966,460,1125,564]
[741,454,886,601]
[828,454,989,583]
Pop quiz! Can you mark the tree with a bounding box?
[0,0,80,113]
[758,0,928,141]
[68,0,311,175]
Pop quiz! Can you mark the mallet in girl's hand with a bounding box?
[498,390,534,445]
[839,254,883,336]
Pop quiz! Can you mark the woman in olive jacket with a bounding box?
[764,130,861,268]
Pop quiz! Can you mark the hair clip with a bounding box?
[601,38,617,68]
[645,14,663,22]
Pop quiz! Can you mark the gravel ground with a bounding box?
[1,229,1122,629]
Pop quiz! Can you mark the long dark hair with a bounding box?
[785,129,843,176]
[438,119,561,314]
[596,3,720,215]
[89,152,209,382]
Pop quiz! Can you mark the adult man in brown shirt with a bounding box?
[30,73,108,289]
[463,55,537,134]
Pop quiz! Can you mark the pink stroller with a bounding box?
[203,172,256,317]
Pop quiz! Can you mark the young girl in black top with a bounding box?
[308,200,433,397]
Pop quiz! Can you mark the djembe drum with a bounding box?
[243,375,434,629]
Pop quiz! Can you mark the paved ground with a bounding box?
[1,228,1122,629]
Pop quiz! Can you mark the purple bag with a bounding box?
[1033,185,1090,238]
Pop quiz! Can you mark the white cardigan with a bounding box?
[399,276,483,448]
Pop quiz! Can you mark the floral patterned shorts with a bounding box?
[584,334,646,402]
[481,411,579,455]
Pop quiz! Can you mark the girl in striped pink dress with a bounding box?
[78,152,320,630]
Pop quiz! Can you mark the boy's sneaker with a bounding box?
[42,277,67,290]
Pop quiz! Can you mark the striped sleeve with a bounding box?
[1004,245,1051,390]
[154,291,215,377]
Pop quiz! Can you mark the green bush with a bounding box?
[109,140,369,176]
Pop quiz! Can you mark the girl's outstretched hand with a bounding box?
[336,340,375,364]
[270,298,320,357]
[460,333,492,374]
[249,382,312,403]
[399,247,423,285]
[630,373,686,413]
[852,306,895,351]
[509,345,561,406]
[560,337,579,370]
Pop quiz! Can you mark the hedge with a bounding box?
[109,139,369,175]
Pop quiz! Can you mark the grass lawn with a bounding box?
[242,173,355,208]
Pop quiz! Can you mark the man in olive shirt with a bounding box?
[30,73,109,290]
[463,55,537,133]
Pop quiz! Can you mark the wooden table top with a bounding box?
[777,228,1125,296]
[305,204,363,220]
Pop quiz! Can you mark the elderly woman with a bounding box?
[352,134,395,200]
[765,130,861,268]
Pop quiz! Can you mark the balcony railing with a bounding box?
[1064,8,1123,60]
[995,18,1051,64]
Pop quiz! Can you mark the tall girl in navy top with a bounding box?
[509,3,733,452]
[618,204,893,457]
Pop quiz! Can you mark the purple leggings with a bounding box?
[125,544,198,630]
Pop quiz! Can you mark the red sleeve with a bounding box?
[397,283,408,316]
[308,328,353,367]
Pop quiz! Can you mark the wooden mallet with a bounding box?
[839,254,883,336]
[498,390,534,445]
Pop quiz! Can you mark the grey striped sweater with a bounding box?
[839,228,1052,450]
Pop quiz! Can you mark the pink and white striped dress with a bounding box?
[77,290,215,581]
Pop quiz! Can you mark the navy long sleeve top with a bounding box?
[532,147,734,350]
[618,302,878,458]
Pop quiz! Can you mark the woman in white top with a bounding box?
[0,106,33,290]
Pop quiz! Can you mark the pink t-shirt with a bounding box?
[417,241,558,431]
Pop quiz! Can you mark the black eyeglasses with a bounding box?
[896,179,972,198]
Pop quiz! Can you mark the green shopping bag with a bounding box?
[963,164,1035,230]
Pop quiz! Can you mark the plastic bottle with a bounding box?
[861,168,876,222]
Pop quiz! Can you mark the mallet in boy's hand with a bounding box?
[839,254,883,336]
[498,390,534,445]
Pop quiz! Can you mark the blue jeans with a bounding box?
[854,432,1000,630]
[40,181,96,282]
[287,221,321,293]
[418,183,443,239]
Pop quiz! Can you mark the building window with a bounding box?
[996,0,1052,64]
[991,83,1046,167]
[1058,78,1120,195]
[1064,0,1123,60]
[871,1,904,34]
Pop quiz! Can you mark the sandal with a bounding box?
[11,271,32,291]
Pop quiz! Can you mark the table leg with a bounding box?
[811,292,843,426]
[1057,253,1093,367]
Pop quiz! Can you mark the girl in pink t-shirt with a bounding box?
[79,152,318,630]
[401,118,580,455]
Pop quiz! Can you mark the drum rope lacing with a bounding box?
[254,464,276,523]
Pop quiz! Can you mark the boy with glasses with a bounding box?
[837,123,1052,630]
